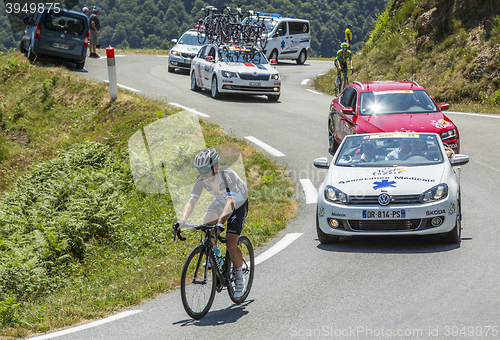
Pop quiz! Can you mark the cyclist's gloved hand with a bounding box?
[173,219,186,232]
[215,221,225,233]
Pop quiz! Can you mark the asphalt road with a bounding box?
[33,56,500,340]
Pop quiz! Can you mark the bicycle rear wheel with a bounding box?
[180,246,216,319]
[197,24,207,44]
[227,236,254,304]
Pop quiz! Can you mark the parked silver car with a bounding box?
[20,7,89,69]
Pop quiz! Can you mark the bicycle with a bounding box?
[174,223,255,319]
[334,66,352,96]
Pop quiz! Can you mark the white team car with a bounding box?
[190,44,281,101]
[168,29,203,73]
[314,132,469,244]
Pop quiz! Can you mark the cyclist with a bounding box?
[335,42,353,88]
[345,23,353,50]
[173,148,248,297]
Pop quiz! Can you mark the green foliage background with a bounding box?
[0,0,388,56]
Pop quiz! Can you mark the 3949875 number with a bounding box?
[5,2,61,14]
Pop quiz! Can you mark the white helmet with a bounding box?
[194,148,219,169]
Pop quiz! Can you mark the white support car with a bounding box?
[168,29,203,73]
[314,132,469,244]
[190,44,281,101]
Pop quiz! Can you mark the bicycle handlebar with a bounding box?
[173,223,226,243]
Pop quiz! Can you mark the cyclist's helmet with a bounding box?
[194,148,219,169]
[341,42,349,49]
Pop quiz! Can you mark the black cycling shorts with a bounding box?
[206,199,248,235]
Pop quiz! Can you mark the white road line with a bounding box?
[318,73,325,76]
[307,89,323,95]
[299,178,318,204]
[28,310,143,340]
[447,111,500,119]
[255,233,303,265]
[301,79,310,85]
[102,80,141,93]
[169,103,210,118]
[244,136,285,157]
[158,56,169,58]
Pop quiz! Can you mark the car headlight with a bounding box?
[440,128,457,141]
[325,185,349,204]
[221,70,238,78]
[270,73,280,80]
[171,51,180,57]
[420,183,448,203]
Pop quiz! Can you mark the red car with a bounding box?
[328,80,460,154]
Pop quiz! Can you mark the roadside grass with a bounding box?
[313,4,500,115]
[0,53,297,339]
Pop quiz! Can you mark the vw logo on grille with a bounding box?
[378,193,391,206]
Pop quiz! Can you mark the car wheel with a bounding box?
[328,119,339,155]
[75,61,85,70]
[191,71,200,91]
[441,200,461,244]
[316,207,340,244]
[296,49,307,65]
[27,46,36,63]
[211,76,221,99]
[270,49,278,63]
[20,37,27,54]
[168,65,175,73]
[267,94,280,101]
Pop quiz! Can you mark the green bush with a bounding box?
[0,142,131,301]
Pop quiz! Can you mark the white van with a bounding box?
[244,13,311,64]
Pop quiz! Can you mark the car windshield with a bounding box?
[335,134,444,167]
[42,13,86,35]
[242,17,279,32]
[178,33,202,45]
[218,47,267,64]
[359,90,439,116]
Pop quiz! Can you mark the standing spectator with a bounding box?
[89,6,100,58]
[345,23,353,50]
[82,6,89,17]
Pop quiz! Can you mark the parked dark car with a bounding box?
[20,7,89,69]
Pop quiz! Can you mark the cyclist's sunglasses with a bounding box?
[198,167,212,174]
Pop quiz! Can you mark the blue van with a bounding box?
[20,7,89,69]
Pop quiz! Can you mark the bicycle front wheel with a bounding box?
[227,236,254,304]
[180,246,216,319]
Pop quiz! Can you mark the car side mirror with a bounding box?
[23,17,30,25]
[171,38,177,44]
[270,59,277,65]
[313,157,329,169]
[450,154,469,166]
[342,107,354,115]
[205,56,214,62]
[440,103,450,111]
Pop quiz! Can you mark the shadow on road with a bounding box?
[316,235,468,254]
[173,299,254,327]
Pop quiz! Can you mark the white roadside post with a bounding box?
[106,46,118,100]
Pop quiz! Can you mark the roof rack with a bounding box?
[352,81,364,90]
[402,78,420,87]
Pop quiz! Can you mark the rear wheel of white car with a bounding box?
[296,49,307,65]
[191,71,200,91]
[267,94,280,101]
[441,200,461,244]
[316,207,339,244]
[211,76,221,99]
